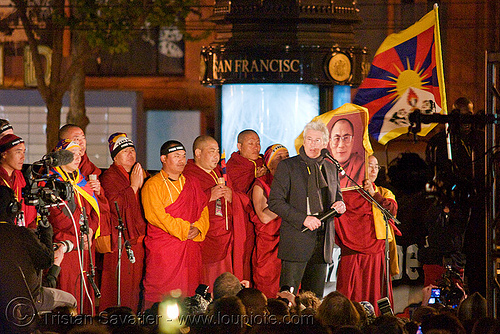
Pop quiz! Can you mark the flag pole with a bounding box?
[433,3,452,160]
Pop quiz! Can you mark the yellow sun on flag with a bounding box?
[387,58,429,100]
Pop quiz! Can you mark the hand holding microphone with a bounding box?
[301,205,342,232]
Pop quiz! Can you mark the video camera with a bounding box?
[22,150,75,227]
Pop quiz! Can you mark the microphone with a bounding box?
[124,240,136,263]
[302,207,340,232]
[321,148,345,175]
[36,150,75,167]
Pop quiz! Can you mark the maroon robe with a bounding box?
[183,161,232,285]
[226,151,264,194]
[46,169,100,315]
[226,151,265,281]
[334,190,393,312]
[99,163,147,311]
[0,167,37,228]
[250,174,281,298]
[183,160,249,288]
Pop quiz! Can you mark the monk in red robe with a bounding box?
[226,129,267,282]
[184,136,248,290]
[141,141,209,307]
[226,130,267,194]
[100,133,148,311]
[46,139,101,315]
[250,144,289,298]
[59,124,110,226]
[0,134,37,228]
[335,155,399,313]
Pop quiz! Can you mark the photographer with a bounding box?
[43,241,71,289]
[0,186,76,334]
[0,134,37,228]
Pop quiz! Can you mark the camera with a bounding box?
[433,265,465,309]
[53,240,74,253]
[428,288,441,305]
[195,284,211,302]
[377,297,393,316]
[22,160,74,228]
[23,176,73,208]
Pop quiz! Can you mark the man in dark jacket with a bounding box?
[0,186,76,333]
[268,121,345,298]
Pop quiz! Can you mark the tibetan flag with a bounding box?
[353,5,447,145]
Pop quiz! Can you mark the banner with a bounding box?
[353,5,447,144]
[295,103,373,190]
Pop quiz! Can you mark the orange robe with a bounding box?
[141,171,209,302]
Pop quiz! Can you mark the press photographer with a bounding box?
[43,240,74,289]
[0,134,37,228]
[0,185,77,334]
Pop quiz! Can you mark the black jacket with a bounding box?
[268,155,343,263]
[0,222,53,332]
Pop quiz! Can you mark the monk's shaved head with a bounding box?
[237,129,258,144]
[193,135,217,154]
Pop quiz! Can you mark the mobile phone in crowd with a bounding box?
[428,287,441,305]
[377,297,393,316]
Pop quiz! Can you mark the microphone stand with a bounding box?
[325,154,401,301]
[114,201,135,306]
[79,212,85,314]
[114,201,126,307]
[80,207,101,313]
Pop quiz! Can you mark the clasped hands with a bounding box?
[210,183,232,203]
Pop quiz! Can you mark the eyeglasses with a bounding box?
[330,135,353,146]
[368,164,382,170]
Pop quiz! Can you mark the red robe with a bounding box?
[143,175,208,302]
[79,152,102,178]
[183,161,233,287]
[226,151,264,194]
[250,174,281,298]
[335,190,396,312]
[226,151,264,281]
[46,168,100,315]
[0,167,37,228]
[99,163,147,311]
